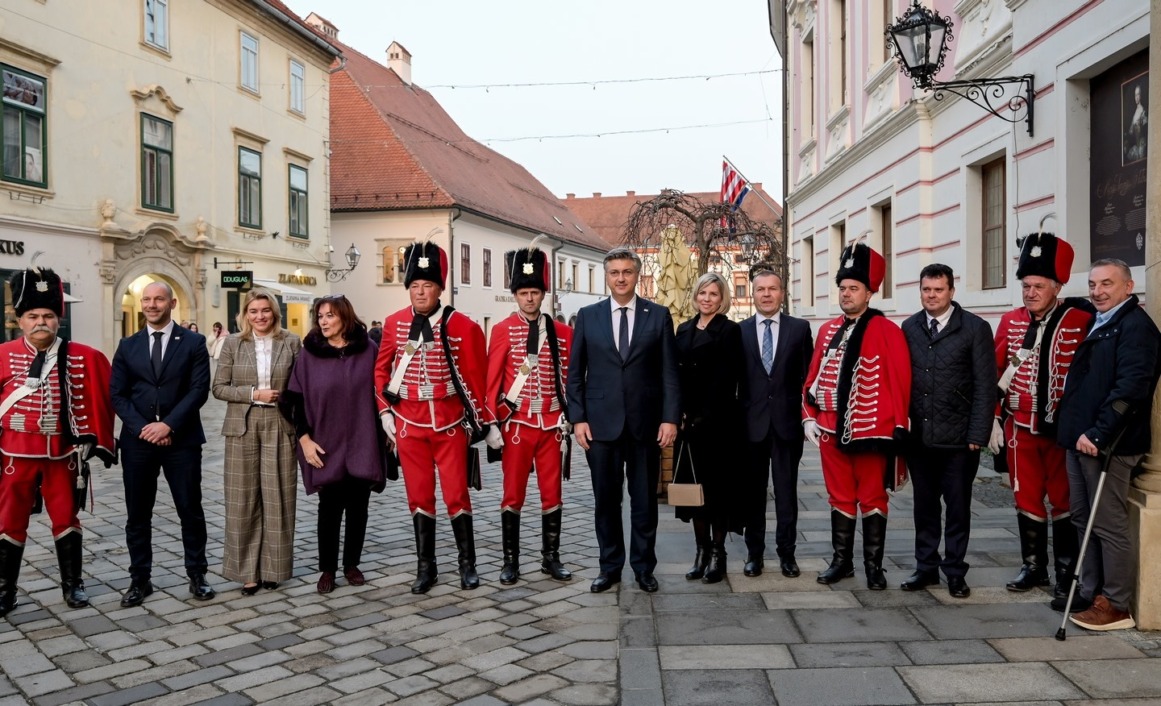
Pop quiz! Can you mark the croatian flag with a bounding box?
[720,160,750,229]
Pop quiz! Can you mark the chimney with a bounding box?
[304,13,338,40]
[387,41,412,86]
[752,182,762,191]
[566,193,575,199]
[592,192,601,198]
[626,190,635,197]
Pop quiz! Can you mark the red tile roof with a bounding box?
[564,187,784,248]
[328,40,606,252]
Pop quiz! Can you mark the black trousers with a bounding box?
[317,476,372,573]
[121,437,208,581]
[906,446,979,578]
[587,430,660,577]
[744,434,804,560]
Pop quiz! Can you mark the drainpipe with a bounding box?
[548,239,562,317]
[448,208,462,306]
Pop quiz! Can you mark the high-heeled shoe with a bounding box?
[240,583,260,596]
[260,581,278,590]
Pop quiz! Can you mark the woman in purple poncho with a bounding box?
[283,295,388,594]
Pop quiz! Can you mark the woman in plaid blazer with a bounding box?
[212,289,302,595]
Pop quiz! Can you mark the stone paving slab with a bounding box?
[788,641,912,668]
[768,666,917,706]
[1052,659,1161,699]
[792,607,934,643]
[657,644,795,670]
[988,635,1147,661]
[661,669,777,705]
[654,608,801,645]
[909,602,1063,639]
[897,663,1087,702]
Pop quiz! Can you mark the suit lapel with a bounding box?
[625,299,649,363]
[741,317,764,371]
[768,316,786,375]
[137,329,158,381]
[159,325,185,378]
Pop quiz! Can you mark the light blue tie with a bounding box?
[761,319,774,374]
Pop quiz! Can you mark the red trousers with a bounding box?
[819,433,889,517]
[397,420,471,518]
[500,423,563,513]
[0,454,80,545]
[1004,418,1070,521]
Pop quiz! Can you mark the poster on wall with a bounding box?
[1090,50,1148,266]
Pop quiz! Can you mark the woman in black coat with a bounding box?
[674,272,745,583]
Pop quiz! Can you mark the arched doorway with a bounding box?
[118,273,193,338]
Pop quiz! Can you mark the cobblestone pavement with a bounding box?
[0,393,1158,705]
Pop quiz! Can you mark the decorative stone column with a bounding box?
[1130,0,1161,629]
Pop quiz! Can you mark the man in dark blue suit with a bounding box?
[111,281,214,606]
[738,267,813,578]
[568,247,681,593]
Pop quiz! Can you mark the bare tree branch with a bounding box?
[621,189,783,280]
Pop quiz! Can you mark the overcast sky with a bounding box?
[284,0,785,200]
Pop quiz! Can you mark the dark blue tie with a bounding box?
[761,320,774,374]
[929,318,939,337]
[151,331,164,377]
[618,307,630,361]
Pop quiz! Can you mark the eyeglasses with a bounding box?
[316,293,346,301]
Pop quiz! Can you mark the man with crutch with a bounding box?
[1055,259,1160,630]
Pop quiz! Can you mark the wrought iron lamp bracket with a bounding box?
[923,74,1035,137]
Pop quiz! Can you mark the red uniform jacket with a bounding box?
[803,310,911,450]
[485,313,571,430]
[374,306,493,432]
[0,337,116,463]
[995,302,1092,435]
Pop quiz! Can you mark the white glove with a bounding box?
[803,420,821,447]
[987,419,1004,455]
[381,413,397,445]
[484,425,504,450]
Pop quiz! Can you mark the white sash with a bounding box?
[503,316,548,406]
[386,306,443,399]
[0,339,59,420]
[998,320,1046,394]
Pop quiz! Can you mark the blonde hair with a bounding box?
[691,272,731,315]
[237,288,285,341]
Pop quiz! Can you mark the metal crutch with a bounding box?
[1055,404,1130,641]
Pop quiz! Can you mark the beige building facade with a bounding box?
[0,0,339,353]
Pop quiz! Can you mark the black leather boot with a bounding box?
[817,511,857,585]
[450,514,480,589]
[0,539,23,618]
[410,514,438,595]
[702,542,727,584]
[499,511,520,585]
[55,533,89,609]
[1006,514,1050,591]
[862,514,888,591]
[540,508,572,581]
[685,518,711,581]
[1052,517,1079,600]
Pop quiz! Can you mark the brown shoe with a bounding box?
[1070,594,1135,631]
[344,567,366,586]
[317,571,336,594]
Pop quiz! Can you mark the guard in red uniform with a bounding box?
[0,267,115,617]
[485,244,573,585]
[374,239,494,594]
[802,242,910,590]
[990,231,1089,597]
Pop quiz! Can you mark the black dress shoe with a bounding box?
[635,573,659,593]
[780,558,800,578]
[743,558,763,577]
[260,581,279,590]
[1050,593,1093,613]
[946,576,971,598]
[900,570,940,592]
[590,573,621,593]
[120,580,154,608]
[189,574,216,601]
[240,583,260,596]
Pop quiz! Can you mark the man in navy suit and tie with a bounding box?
[111,281,214,606]
[568,247,681,593]
[738,266,813,578]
